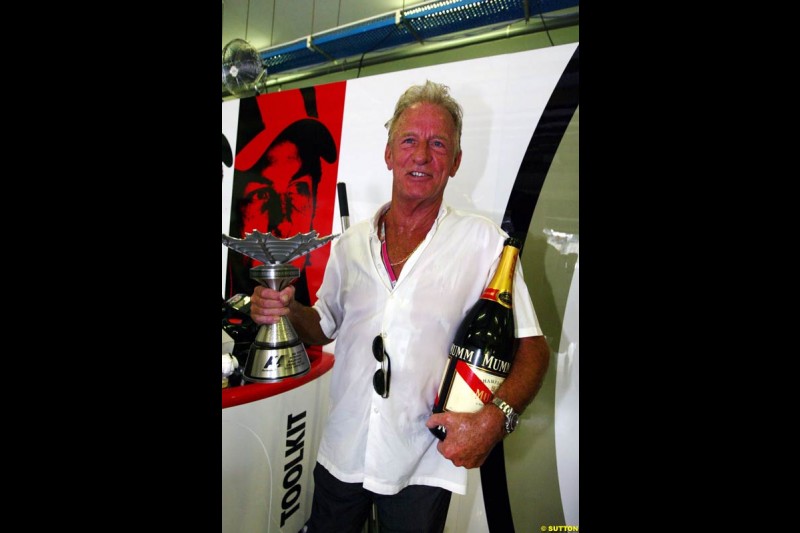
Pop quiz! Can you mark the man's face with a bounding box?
[384,102,462,208]
[240,140,314,240]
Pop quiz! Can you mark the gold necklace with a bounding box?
[390,242,422,266]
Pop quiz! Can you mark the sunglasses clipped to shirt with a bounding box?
[372,335,391,398]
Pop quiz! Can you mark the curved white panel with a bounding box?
[222,375,331,532]
[554,258,578,525]
[222,420,275,531]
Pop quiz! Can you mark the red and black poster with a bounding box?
[224,81,347,306]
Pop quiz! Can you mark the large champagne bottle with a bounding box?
[430,237,521,440]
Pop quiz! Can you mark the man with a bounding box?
[250,80,550,533]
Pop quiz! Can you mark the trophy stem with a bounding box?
[242,263,311,382]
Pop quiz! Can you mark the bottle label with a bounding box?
[442,359,506,414]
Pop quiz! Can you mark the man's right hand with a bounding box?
[250,285,295,325]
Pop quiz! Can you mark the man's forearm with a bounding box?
[287,300,332,346]
[493,335,550,413]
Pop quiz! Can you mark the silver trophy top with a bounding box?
[222,230,338,265]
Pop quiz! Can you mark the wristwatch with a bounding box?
[491,397,519,434]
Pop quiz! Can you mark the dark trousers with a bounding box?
[307,462,452,533]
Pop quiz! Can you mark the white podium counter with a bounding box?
[222,347,334,533]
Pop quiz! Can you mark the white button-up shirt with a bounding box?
[313,203,542,495]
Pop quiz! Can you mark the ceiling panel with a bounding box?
[222,0,431,50]
[337,1,424,27]
[222,0,579,97]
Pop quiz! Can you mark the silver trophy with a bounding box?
[222,230,337,382]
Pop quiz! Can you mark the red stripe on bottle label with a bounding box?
[455,361,493,405]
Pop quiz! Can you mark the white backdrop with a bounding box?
[331,43,579,234]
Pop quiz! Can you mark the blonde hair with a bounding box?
[385,80,463,155]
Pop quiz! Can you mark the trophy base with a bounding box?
[242,338,311,383]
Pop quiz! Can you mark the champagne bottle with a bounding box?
[430,237,521,440]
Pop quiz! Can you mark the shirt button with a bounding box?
[373,407,379,414]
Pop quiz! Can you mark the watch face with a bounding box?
[507,414,519,433]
